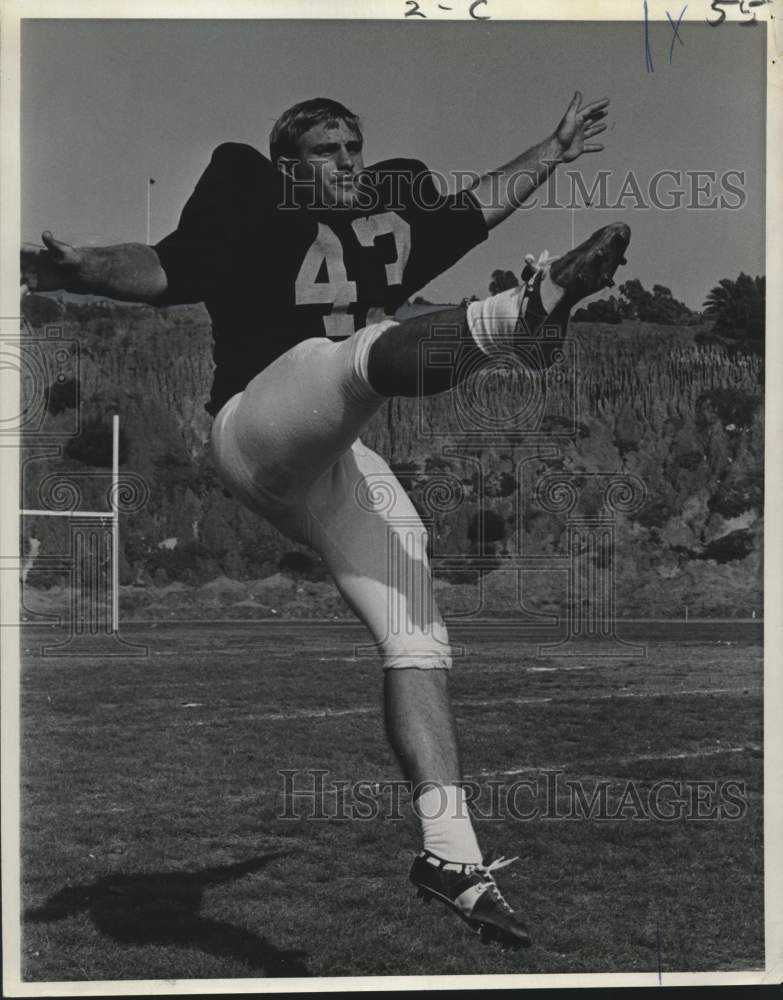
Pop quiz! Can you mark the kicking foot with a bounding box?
[547,221,631,308]
[410,849,532,950]
[514,224,630,337]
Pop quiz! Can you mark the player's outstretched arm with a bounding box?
[20,231,168,303]
[470,91,609,231]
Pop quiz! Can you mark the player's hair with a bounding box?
[269,98,363,165]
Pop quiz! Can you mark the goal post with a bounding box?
[20,414,145,655]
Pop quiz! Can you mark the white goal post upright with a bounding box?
[112,413,119,632]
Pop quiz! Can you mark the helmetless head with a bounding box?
[271,98,365,209]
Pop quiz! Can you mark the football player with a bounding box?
[21,92,629,949]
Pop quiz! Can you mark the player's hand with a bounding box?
[20,231,83,294]
[553,92,609,163]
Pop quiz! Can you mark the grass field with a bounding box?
[18,621,763,982]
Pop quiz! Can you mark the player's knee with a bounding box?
[382,653,452,671]
[381,629,453,671]
[287,336,334,362]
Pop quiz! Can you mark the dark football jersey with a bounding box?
[154,142,488,415]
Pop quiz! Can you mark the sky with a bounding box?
[20,18,766,310]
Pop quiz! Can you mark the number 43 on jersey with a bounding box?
[294,212,411,338]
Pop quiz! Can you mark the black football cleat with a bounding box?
[515,223,630,337]
[547,222,631,308]
[410,850,531,950]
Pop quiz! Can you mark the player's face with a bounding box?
[291,120,365,208]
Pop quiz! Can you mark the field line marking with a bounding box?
[155,685,758,724]
[466,744,760,780]
[461,686,757,707]
[253,696,555,721]
[255,706,377,721]
[257,686,756,721]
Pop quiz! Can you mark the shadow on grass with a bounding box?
[24,854,310,977]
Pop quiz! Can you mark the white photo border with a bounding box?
[2,1,780,994]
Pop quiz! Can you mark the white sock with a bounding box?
[414,784,483,865]
[539,270,565,313]
[466,272,567,357]
[466,287,524,356]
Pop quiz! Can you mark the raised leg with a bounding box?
[367,221,631,398]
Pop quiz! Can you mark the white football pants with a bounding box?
[210,321,452,670]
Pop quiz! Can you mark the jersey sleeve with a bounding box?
[370,158,489,296]
[154,143,278,305]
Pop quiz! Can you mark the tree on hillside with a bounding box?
[619,279,695,325]
[618,278,650,319]
[649,284,696,325]
[698,273,764,356]
[489,269,519,295]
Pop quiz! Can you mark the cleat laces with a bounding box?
[520,250,558,291]
[469,855,519,914]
